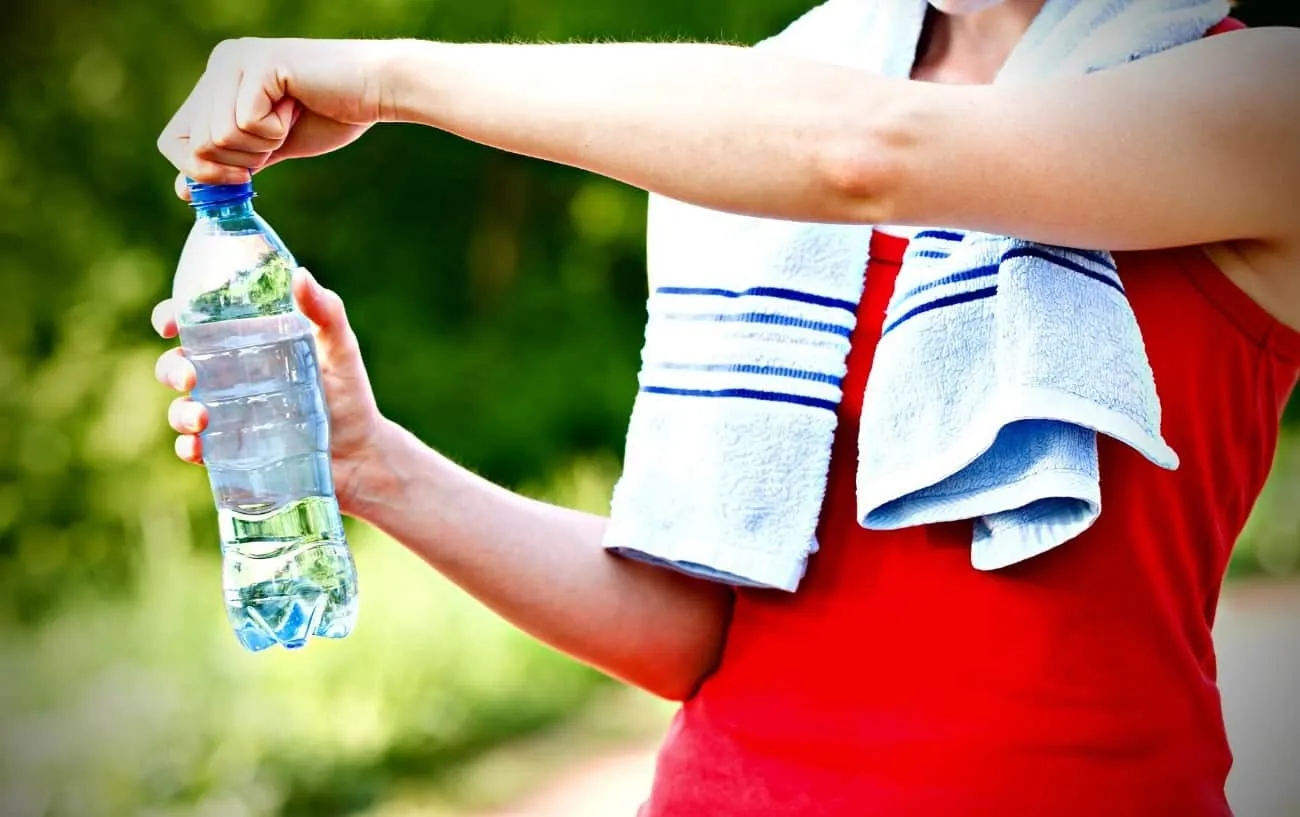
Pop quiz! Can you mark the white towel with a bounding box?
[604,0,1225,591]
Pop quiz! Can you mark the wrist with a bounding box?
[374,38,453,126]
[338,416,412,522]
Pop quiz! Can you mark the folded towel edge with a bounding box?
[862,467,1102,532]
[971,498,1100,571]
[858,385,1178,525]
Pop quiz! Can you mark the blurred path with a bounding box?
[1217,579,1300,817]
[482,579,1300,817]
[478,745,659,817]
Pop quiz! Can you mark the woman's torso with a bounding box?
[639,229,1300,817]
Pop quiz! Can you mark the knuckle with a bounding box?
[179,157,206,179]
[234,111,268,137]
[155,351,178,381]
[209,38,243,64]
[210,36,264,68]
[159,355,192,391]
[210,131,241,150]
[329,291,348,318]
[159,137,189,167]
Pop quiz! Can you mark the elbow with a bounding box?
[638,669,713,704]
[640,654,716,702]
[816,140,900,225]
[626,602,731,702]
[812,83,922,225]
[641,678,699,704]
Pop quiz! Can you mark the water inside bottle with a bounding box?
[182,301,358,651]
[219,498,357,652]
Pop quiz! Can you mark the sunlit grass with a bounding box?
[0,459,623,817]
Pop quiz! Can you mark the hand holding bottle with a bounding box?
[153,267,385,520]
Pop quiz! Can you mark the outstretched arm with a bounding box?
[163,29,1300,315]
[378,28,1299,253]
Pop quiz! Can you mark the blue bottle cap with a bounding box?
[186,177,255,208]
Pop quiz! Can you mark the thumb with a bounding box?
[293,268,350,341]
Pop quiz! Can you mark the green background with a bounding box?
[2,1,1296,815]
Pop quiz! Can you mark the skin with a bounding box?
[154,2,1300,699]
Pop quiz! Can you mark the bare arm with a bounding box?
[380,29,1300,249]
[155,273,732,702]
[375,28,1300,317]
[349,420,735,701]
[163,30,1300,314]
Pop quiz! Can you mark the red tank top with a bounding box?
[640,195,1300,814]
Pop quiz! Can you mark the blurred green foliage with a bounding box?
[0,515,614,817]
[1,0,1297,815]
[0,0,822,616]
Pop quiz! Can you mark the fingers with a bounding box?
[206,62,280,172]
[198,146,265,174]
[168,396,208,435]
[157,38,289,184]
[155,347,196,392]
[158,335,205,465]
[151,299,178,338]
[174,433,204,465]
[158,84,251,186]
[293,268,350,339]
[236,71,298,142]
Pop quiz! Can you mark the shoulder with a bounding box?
[1206,240,1300,335]
[1199,24,1300,332]
[1170,23,1300,329]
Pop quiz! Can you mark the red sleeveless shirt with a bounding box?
[640,198,1300,813]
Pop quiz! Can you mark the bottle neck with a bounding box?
[186,178,258,224]
[193,198,256,224]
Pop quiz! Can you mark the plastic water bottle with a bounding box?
[174,178,358,651]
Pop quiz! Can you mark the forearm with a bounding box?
[371,33,1300,256]
[379,40,909,223]
[348,419,733,701]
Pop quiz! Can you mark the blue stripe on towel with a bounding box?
[892,263,1000,308]
[651,361,844,387]
[1052,246,1117,271]
[641,385,838,412]
[914,229,966,243]
[663,311,853,338]
[908,232,1117,273]
[882,286,999,337]
[886,248,1124,333]
[1002,247,1125,295]
[656,286,858,314]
